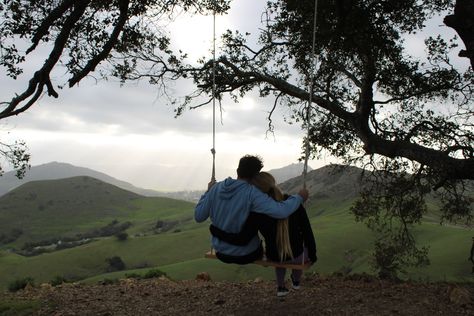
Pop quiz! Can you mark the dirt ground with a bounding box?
[3,274,474,315]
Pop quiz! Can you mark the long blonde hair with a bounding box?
[251,172,293,262]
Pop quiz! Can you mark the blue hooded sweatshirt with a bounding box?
[195,177,303,256]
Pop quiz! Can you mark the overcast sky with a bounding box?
[0,1,463,191]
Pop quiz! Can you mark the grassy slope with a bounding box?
[0,175,472,290]
[0,177,139,244]
[0,177,195,248]
[1,197,472,290]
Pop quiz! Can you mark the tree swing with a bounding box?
[204,0,319,271]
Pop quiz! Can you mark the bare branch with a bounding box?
[265,91,283,137]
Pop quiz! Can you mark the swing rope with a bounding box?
[205,0,318,271]
[299,0,319,268]
[302,0,319,190]
[210,10,217,182]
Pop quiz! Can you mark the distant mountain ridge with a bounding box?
[0,161,314,201]
[268,162,313,184]
[0,162,161,198]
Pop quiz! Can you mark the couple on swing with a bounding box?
[195,155,317,297]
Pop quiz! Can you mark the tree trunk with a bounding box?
[444,0,474,68]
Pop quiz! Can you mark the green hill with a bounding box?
[0,176,194,248]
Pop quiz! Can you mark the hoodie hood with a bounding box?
[219,177,248,200]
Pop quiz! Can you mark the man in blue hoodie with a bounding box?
[195,155,309,264]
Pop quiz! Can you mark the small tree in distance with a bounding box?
[115,232,128,241]
[106,256,126,272]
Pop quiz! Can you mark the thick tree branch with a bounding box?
[217,57,352,121]
[213,58,474,181]
[444,0,474,68]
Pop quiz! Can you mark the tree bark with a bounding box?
[444,0,474,68]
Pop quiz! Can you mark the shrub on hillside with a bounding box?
[8,277,34,292]
[153,220,178,233]
[115,232,128,241]
[0,228,23,245]
[18,220,132,256]
[143,269,166,279]
[77,220,132,239]
[50,276,68,286]
[106,256,126,272]
[98,278,119,285]
[124,272,142,279]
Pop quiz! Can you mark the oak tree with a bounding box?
[163,0,472,278]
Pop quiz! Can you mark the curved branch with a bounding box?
[218,57,352,121]
[266,91,283,137]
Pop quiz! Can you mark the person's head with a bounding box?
[251,172,284,201]
[237,155,264,180]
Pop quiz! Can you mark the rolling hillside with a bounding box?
[0,166,472,290]
[280,164,365,200]
[0,176,195,247]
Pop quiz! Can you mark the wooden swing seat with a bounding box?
[205,251,311,270]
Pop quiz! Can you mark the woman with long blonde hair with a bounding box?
[210,171,317,297]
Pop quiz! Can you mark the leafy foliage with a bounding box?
[351,168,432,279]
[143,268,167,279]
[170,0,473,180]
[0,140,30,179]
